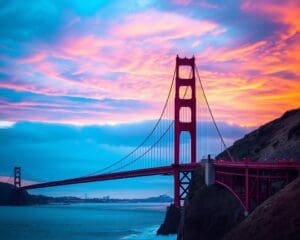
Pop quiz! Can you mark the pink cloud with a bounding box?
[60,35,114,57]
[173,0,217,8]
[3,10,223,113]
[172,0,191,5]
[1,6,299,127]
[111,10,222,40]
[19,52,47,64]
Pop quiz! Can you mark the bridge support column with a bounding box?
[245,167,249,215]
[14,167,22,205]
[14,167,21,188]
[173,165,180,208]
[173,164,193,208]
[173,56,196,208]
[205,154,215,186]
[179,171,192,204]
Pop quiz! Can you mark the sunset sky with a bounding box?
[0,0,299,198]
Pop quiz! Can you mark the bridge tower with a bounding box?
[14,166,21,188]
[174,55,196,208]
[14,167,22,205]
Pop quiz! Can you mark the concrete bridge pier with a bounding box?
[205,154,215,186]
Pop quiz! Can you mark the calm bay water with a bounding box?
[0,203,176,240]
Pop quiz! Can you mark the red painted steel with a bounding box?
[214,160,300,169]
[214,161,300,212]
[215,180,247,210]
[20,163,200,191]
[14,167,21,188]
[173,165,180,208]
[20,160,299,213]
[174,56,197,207]
[245,167,249,211]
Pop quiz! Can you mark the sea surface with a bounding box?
[0,203,176,240]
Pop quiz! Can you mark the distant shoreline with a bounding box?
[0,182,173,206]
[27,193,174,205]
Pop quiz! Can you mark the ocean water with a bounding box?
[0,203,176,240]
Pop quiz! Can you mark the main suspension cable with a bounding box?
[108,70,192,172]
[82,66,177,176]
[108,122,174,173]
[195,63,234,161]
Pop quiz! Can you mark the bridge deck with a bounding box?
[20,163,200,190]
[20,161,300,191]
[214,161,300,169]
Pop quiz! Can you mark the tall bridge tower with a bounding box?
[14,166,22,205]
[14,166,21,188]
[174,56,197,207]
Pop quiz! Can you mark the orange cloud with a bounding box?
[195,31,300,126]
[241,0,300,38]
[1,5,299,127]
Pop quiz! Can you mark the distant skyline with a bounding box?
[0,0,299,197]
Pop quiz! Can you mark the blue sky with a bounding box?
[1,120,250,197]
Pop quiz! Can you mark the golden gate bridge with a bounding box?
[12,56,300,214]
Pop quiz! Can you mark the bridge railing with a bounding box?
[213,160,300,169]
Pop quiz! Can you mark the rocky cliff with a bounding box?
[223,177,300,240]
[0,182,34,205]
[217,108,300,161]
[177,167,245,240]
[178,108,300,240]
[157,204,181,235]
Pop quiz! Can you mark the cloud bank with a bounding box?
[0,120,250,196]
[0,0,299,127]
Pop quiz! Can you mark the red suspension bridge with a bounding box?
[13,56,300,213]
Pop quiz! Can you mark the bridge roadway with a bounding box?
[21,161,300,191]
[213,160,300,212]
[214,160,300,170]
[19,160,300,212]
[20,163,200,190]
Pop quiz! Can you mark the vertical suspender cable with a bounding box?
[195,63,234,162]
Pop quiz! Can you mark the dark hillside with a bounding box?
[0,183,32,205]
[217,108,300,161]
[177,168,245,240]
[223,177,300,240]
[177,108,300,240]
